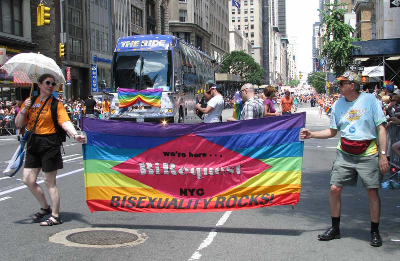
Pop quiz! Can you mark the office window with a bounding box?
[0,0,23,36]
[245,17,248,22]
[231,17,235,23]
[250,0,253,5]
[245,24,248,30]
[251,32,254,38]
[250,8,254,14]
[237,17,240,22]
[238,25,241,30]
[179,10,187,22]
[232,9,235,14]
[251,40,254,45]
[244,8,248,14]
[251,24,254,29]
[250,16,254,21]
[131,5,143,27]
[244,0,248,5]
[245,33,248,38]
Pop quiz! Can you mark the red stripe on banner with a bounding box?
[13,71,32,87]
[86,193,300,213]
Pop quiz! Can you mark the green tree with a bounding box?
[220,51,265,85]
[288,79,300,87]
[307,72,326,93]
[320,1,359,76]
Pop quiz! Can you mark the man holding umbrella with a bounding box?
[15,74,86,226]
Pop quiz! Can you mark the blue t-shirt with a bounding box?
[330,93,386,155]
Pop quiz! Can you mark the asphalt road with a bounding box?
[0,103,399,261]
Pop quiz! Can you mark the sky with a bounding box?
[286,0,320,76]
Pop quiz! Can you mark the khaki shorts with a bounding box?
[330,150,382,188]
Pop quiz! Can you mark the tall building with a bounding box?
[230,0,264,66]
[373,0,400,39]
[312,22,321,72]
[168,0,228,62]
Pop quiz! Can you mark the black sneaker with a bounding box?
[370,232,382,247]
[318,227,341,241]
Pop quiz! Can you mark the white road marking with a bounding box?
[188,211,232,261]
[0,177,11,181]
[63,156,83,163]
[0,196,12,202]
[0,168,84,197]
[62,154,81,159]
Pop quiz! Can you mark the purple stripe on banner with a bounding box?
[82,112,306,138]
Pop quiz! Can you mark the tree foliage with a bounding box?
[220,51,266,85]
[320,1,358,76]
[288,79,300,87]
[307,72,326,94]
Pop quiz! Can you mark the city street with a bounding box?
[0,103,399,261]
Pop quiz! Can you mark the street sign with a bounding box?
[349,64,357,71]
[349,64,364,71]
[91,65,98,93]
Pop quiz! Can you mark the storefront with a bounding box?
[90,52,112,95]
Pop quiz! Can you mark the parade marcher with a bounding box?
[300,71,389,247]
[101,98,111,119]
[279,90,295,115]
[228,83,264,120]
[14,74,86,226]
[195,84,224,123]
[84,95,96,118]
[263,86,280,117]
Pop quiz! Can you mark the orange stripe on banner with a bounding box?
[86,193,300,213]
[85,184,301,201]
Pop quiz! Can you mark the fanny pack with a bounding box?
[340,137,372,155]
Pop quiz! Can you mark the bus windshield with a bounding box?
[112,50,171,91]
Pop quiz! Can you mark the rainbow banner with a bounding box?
[232,91,243,120]
[83,113,305,213]
[324,107,332,114]
[118,88,162,108]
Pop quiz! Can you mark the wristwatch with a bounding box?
[379,151,386,155]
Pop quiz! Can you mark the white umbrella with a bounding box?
[0,53,65,88]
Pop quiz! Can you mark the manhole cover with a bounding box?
[49,228,148,248]
[66,230,139,245]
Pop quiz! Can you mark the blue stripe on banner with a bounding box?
[85,127,301,151]
[205,127,302,150]
[83,142,302,161]
[83,145,146,161]
[233,142,303,159]
[86,132,179,149]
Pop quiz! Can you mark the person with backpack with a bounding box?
[14,74,86,226]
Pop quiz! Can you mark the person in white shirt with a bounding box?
[195,84,224,123]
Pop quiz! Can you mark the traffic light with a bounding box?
[37,4,50,26]
[59,43,65,58]
[299,74,303,79]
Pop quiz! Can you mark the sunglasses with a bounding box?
[44,80,57,87]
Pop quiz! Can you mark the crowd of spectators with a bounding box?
[0,94,108,136]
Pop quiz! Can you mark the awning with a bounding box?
[12,71,31,87]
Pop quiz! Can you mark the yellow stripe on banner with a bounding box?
[235,170,301,188]
[84,170,301,189]
[85,173,152,188]
[85,184,301,201]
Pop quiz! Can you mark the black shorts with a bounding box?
[25,134,63,172]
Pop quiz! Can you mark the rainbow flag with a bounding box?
[324,107,331,114]
[118,88,162,108]
[232,91,243,120]
[83,113,305,213]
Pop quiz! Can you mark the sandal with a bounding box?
[40,215,63,226]
[32,206,52,222]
